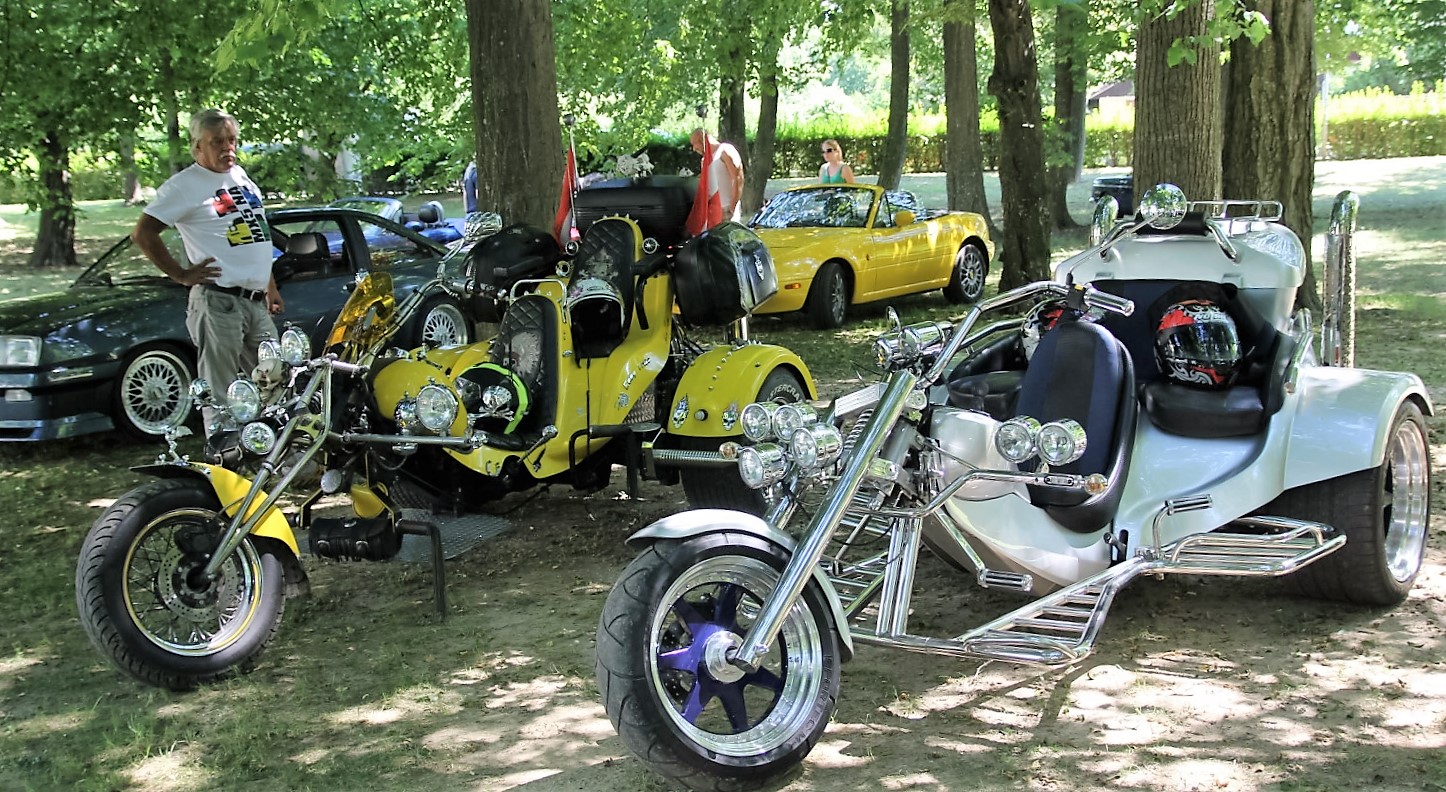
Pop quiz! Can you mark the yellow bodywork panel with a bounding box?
[667,344,816,438]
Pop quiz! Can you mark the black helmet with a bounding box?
[1154,300,1241,388]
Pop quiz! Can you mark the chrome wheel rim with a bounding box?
[423,302,469,347]
[122,351,191,434]
[955,245,986,301]
[648,555,823,757]
[1384,417,1430,582]
[122,507,265,656]
[826,271,846,325]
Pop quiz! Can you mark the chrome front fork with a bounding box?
[732,370,918,670]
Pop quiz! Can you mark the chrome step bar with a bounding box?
[852,515,1343,667]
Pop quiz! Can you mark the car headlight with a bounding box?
[994,416,1041,463]
[415,384,459,434]
[0,336,40,368]
[772,403,817,439]
[740,402,779,442]
[279,327,311,365]
[1037,420,1087,466]
[737,442,787,489]
[790,424,843,471]
[240,421,278,455]
[226,378,262,422]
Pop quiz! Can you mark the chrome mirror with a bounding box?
[1139,184,1187,230]
[1090,197,1119,246]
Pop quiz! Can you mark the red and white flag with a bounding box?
[685,135,723,237]
[552,147,579,243]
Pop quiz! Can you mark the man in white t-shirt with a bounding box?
[689,129,745,224]
[133,108,283,438]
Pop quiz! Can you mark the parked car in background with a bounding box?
[0,206,475,442]
[330,196,464,245]
[748,184,994,328]
[1091,174,1135,216]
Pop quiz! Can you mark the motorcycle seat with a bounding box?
[945,334,1028,420]
[568,218,640,358]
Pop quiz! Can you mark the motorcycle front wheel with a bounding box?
[596,532,840,792]
[76,478,288,690]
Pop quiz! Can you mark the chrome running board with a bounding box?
[852,515,1343,667]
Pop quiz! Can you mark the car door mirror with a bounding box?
[894,209,916,227]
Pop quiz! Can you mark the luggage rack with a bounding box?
[1189,199,1284,234]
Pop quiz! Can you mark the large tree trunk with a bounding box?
[987,0,1051,290]
[28,131,78,269]
[875,0,910,189]
[1134,2,1222,200]
[942,0,997,235]
[1048,0,1088,229]
[466,0,563,228]
[744,40,782,215]
[1223,0,1319,311]
[119,131,144,205]
[160,53,185,175]
[718,15,750,167]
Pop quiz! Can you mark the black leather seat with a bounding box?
[567,217,639,359]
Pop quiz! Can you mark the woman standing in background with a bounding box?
[819,139,855,184]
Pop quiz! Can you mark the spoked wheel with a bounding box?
[805,261,848,329]
[942,242,988,304]
[597,533,840,792]
[1274,401,1432,605]
[114,347,194,439]
[410,296,473,348]
[76,478,288,690]
[680,368,808,514]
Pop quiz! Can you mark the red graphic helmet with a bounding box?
[1154,300,1241,388]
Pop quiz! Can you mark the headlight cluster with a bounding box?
[993,416,1088,466]
[0,336,40,368]
[394,382,460,435]
[734,400,844,490]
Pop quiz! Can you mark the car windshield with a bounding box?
[751,187,875,229]
[73,230,187,287]
[331,197,402,224]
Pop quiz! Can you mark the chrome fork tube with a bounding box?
[202,369,333,578]
[733,370,918,669]
[874,517,922,636]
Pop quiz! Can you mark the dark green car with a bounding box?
[0,206,475,442]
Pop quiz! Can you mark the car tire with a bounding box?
[113,346,195,440]
[806,261,849,329]
[943,242,988,304]
[407,297,473,348]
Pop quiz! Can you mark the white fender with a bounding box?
[1281,367,1432,489]
[628,508,855,660]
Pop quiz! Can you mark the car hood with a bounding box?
[0,283,180,337]
[751,227,850,257]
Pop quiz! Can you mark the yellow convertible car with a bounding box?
[749,184,994,328]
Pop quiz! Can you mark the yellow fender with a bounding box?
[667,344,816,438]
[135,463,299,557]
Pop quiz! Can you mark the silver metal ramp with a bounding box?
[397,511,512,563]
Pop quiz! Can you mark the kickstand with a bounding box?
[397,512,447,620]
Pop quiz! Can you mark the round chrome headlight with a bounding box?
[280,327,312,365]
[790,423,843,471]
[737,442,787,489]
[226,379,262,422]
[740,402,779,442]
[994,416,1041,463]
[256,338,281,362]
[415,384,459,434]
[240,421,277,455]
[772,403,818,439]
[1037,419,1088,466]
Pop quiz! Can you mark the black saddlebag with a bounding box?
[574,176,695,248]
[673,222,779,326]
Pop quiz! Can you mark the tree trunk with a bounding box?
[160,53,185,175]
[987,0,1051,290]
[943,0,997,235]
[1134,1,1222,201]
[1223,0,1319,311]
[466,0,563,228]
[119,131,144,205]
[875,0,910,190]
[744,41,782,215]
[719,16,750,167]
[1048,0,1088,229]
[28,131,77,269]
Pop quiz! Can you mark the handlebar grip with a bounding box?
[1083,287,1135,317]
[492,255,546,281]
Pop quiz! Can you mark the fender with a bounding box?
[628,508,854,661]
[1281,367,1433,490]
[667,344,817,438]
[133,463,300,557]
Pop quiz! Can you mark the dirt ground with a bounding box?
[331,468,1446,792]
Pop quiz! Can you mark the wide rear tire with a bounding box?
[680,368,807,514]
[1273,401,1431,605]
[596,533,840,792]
[76,478,288,690]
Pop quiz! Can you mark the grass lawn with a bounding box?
[0,157,1442,792]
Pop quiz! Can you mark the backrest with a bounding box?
[488,294,559,437]
[567,217,640,358]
